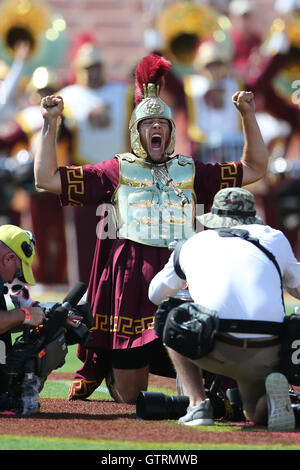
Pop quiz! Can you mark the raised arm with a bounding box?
[232,91,269,186]
[34,95,64,194]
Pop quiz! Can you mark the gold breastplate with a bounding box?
[112,153,196,247]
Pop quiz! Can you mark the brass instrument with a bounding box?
[259,11,300,106]
[155,1,232,71]
[0,0,67,75]
[262,12,300,55]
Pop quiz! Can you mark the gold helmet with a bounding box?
[129,54,175,159]
[70,33,102,86]
[72,42,102,70]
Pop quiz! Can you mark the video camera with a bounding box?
[1,282,93,416]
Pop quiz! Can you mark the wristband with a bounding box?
[20,307,31,325]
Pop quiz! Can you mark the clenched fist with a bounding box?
[232,91,255,115]
[40,95,64,120]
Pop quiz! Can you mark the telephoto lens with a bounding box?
[136,391,189,420]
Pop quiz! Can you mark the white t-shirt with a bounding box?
[59,82,128,164]
[149,224,300,334]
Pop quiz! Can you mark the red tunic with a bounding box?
[59,156,243,350]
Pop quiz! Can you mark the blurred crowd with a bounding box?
[1,0,300,287]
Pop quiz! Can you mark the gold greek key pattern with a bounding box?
[68,379,99,399]
[220,162,238,189]
[92,314,155,336]
[66,166,84,206]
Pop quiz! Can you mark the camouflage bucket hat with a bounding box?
[198,187,264,228]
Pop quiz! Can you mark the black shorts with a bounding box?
[99,339,176,378]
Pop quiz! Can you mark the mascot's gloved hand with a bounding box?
[9,282,35,309]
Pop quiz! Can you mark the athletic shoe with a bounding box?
[265,372,295,432]
[178,398,214,426]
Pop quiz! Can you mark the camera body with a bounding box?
[40,300,93,346]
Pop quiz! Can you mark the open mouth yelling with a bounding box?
[151,134,162,150]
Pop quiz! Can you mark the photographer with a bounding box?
[0,224,83,398]
[0,224,44,395]
[149,187,300,431]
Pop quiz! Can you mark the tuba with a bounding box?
[155,0,232,75]
[0,0,67,75]
[259,11,300,106]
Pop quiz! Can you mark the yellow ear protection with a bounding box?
[21,231,36,258]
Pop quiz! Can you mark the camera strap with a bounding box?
[171,228,286,337]
[173,240,187,280]
[218,318,283,336]
[216,227,285,311]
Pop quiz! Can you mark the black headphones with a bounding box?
[21,230,36,258]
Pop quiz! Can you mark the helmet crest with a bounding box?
[134,54,171,105]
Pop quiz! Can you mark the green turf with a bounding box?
[41,377,177,399]
[0,434,300,450]
[55,344,82,372]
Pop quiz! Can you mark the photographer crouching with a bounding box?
[149,187,300,432]
[0,224,93,415]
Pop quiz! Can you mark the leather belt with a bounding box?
[216,333,281,349]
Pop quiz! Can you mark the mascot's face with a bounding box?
[138,117,171,162]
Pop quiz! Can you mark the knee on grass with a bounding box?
[105,368,148,404]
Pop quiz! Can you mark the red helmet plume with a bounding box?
[69,32,97,62]
[134,54,171,105]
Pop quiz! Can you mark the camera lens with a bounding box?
[292,404,300,426]
[166,395,190,419]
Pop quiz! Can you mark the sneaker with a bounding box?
[178,399,214,426]
[265,372,295,432]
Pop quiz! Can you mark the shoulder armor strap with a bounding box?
[114,153,136,163]
[176,155,194,166]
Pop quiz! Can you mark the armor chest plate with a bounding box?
[112,153,196,247]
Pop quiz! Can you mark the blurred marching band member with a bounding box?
[16,67,70,284]
[0,0,72,284]
[228,0,262,81]
[0,40,31,227]
[0,40,31,124]
[245,0,300,256]
[184,39,244,164]
[58,34,132,285]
